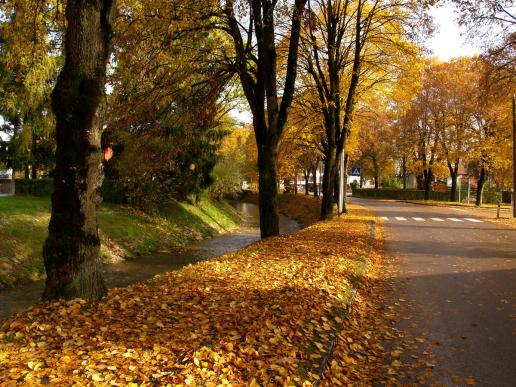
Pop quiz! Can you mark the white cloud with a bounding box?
[427,2,479,61]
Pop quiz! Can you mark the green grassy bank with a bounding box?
[0,196,240,288]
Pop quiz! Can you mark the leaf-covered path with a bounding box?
[0,202,383,385]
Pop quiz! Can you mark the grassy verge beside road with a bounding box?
[0,196,240,288]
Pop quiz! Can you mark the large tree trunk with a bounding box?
[423,169,432,201]
[450,173,457,202]
[402,156,407,190]
[373,156,379,189]
[257,141,280,238]
[312,166,319,197]
[448,161,459,202]
[321,147,337,220]
[42,0,116,301]
[304,170,309,195]
[476,165,486,207]
[341,153,349,213]
[31,132,37,179]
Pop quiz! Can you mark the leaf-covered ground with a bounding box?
[320,225,437,385]
[0,202,378,385]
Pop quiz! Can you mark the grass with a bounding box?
[0,195,241,287]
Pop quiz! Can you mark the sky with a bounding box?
[427,2,480,61]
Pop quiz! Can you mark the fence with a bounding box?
[0,179,15,195]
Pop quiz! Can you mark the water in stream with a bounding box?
[0,203,298,320]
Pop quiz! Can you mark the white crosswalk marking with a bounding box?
[385,216,484,223]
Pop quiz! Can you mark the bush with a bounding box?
[12,179,127,204]
[207,159,243,199]
[380,178,402,189]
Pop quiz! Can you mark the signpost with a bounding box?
[351,166,361,177]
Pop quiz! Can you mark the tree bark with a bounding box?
[450,173,457,202]
[476,165,486,207]
[312,166,319,197]
[423,169,432,201]
[31,131,37,179]
[341,153,349,213]
[373,156,379,189]
[402,156,407,190]
[304,170,309,195]
[257,141,280,238]
[321,148,337,219]
[448,161,459,202]
[42,0,116,301]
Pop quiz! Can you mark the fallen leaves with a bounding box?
[319,222,438,386]
[0,203,374,385]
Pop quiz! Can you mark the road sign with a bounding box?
[351,166,361,176]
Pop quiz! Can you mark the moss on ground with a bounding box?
[0,196,240,287]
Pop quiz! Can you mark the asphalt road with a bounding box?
[353,198,516,386]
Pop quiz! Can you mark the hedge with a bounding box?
[352,188,510,204]
[352,188,450,201]
[0,179,127,204]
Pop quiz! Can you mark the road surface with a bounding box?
[353,198,516,386]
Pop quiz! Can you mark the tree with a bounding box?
[300,0,426,218]
[222,0,308,238]
[401,64,441,200]
[354,95,396,189]
[102,0,234,205]
[469,56,515,205]
[429,59,476,202]
[0,1,60,179]
[208,126,250,199]
[42,0,117,300]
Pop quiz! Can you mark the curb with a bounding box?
[312,219,377,386]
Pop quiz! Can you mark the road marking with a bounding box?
[385,216,484,223]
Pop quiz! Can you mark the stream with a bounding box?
[0,203,298,320]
